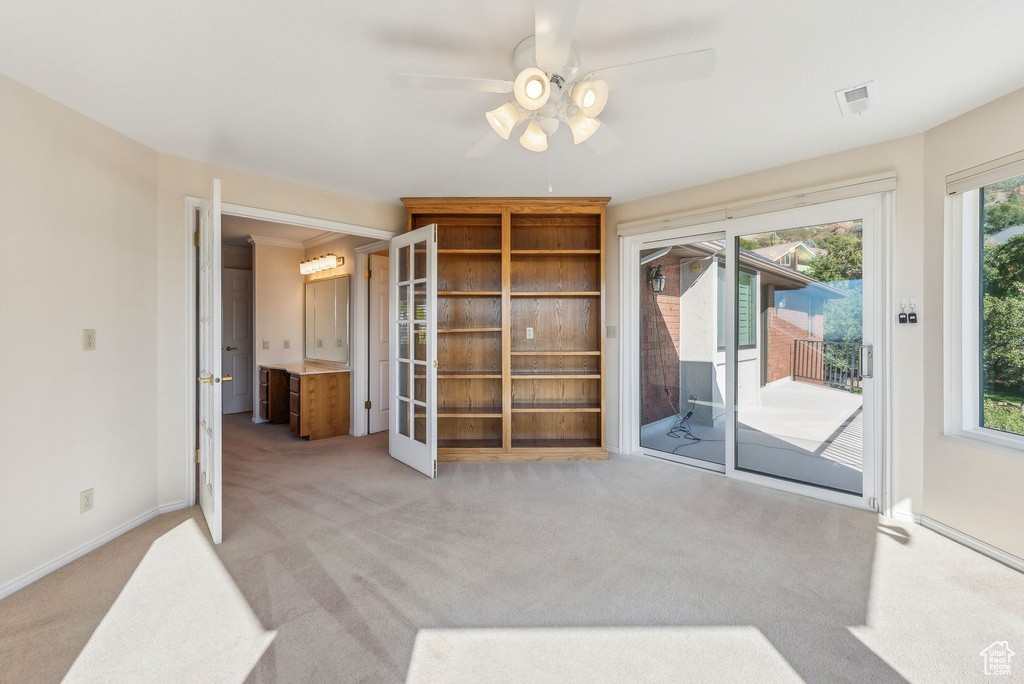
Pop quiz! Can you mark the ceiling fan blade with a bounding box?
[466,132,505,158]
[390,73,514,93]
[585,48,716,90]
[586,122,621,155]
[535,0,582,71]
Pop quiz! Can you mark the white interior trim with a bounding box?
[350,240,390,436]
[946,148,1024,195]
[919,515,1024,574]
[0,500,189,601]
[618,172,896,236]
[246,235,304,249]
[221,202,394,241]
[355,239,391,254]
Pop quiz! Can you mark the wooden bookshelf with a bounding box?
[404,198,609,461]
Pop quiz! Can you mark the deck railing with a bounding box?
[793,340,862,392]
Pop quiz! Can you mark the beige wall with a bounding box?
[0,75,160,591]
[155,155,404,508]
[921,88,1024,559]
[252,242,306,416]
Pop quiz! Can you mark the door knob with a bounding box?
[225,346,237,351]
[221,375,233,382]
[198,374,214,384]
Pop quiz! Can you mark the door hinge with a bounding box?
[869,496,878,510]
[194,449,200,464]
[433,460,437,478]
[193,231,200,247]
[433,225,437,242]
[433,359,438,368]
[365,269,371,279]
[364,400,372,409]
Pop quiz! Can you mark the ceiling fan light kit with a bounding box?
[519,120,549,152]
[567,109,601,144]
[571,79,608,118]
[391,1,716,157]
[513,66,552,110]
[485,102,522,140]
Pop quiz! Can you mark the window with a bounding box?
[717,264,757,349]
[780,252,792,266]
[979,174,1024,437]
[946,157,1024,447]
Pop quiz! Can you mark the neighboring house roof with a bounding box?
[988,225,1024,244]
[684,240,847,299]
[751,241,820,262]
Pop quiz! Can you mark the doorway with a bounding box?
[623,193,888,509]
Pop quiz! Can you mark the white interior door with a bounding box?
[389,225,437,477]
[221,267,253,414]
[368,253,390,433]
[198,179,224,543]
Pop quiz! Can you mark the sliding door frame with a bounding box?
[620,191,893,513]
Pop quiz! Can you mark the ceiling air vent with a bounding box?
[835,81,878,116]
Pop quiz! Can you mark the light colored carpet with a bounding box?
[2,412,1023,683]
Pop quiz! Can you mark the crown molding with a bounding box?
[246,235,304,249]
[302,232,343,249]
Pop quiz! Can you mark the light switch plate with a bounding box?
[82,329,96,351]
[607,326,617,339]
[262,340,269,350]
[526,327,534,340]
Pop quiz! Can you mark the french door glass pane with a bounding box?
[638,240,726,466]
[733,223,865,494]
[979,175,1024,436]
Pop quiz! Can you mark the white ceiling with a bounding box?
[3,1,1024,205]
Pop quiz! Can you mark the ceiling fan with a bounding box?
[390,0,716,157]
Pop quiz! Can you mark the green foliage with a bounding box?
[806,233,863,282]
[983,234,1024,297]
[982,293,1024,389]
[738,238,760,250]
[982,199,1024,235]
[822,280,863,344]
[982,397,1024,435]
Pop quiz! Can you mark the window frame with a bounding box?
[944,178,1024,455]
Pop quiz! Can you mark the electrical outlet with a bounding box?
[526,327,534,340]
[80,488,94,513]
[317,339,323,348]
[82,329,96,351]
[283,340,290,350]
[262,340,269,350]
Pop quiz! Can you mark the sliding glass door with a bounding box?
[631,194,881,509]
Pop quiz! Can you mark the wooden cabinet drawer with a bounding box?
[289,412,300,435]
[289,391,300,415]
[259,368,268,384]
[289,374,300,393]
[259,400,268,420]
[259,383,268,401]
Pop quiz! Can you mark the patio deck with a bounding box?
[640,379,863,493]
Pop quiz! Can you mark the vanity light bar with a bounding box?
[299,253,343,275]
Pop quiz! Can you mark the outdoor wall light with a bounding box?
[647,264,666,292]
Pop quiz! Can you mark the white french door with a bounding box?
[389,224,437,477]
[197,179,225,543]
[625,194,886,510]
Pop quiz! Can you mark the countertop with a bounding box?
[260,362,350,376]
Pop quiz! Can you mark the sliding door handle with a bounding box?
[859,345,873,379]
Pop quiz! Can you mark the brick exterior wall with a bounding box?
[640,256,681,425]
[765,295,823,384]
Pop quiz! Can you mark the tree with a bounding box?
[806,234,863,282]
[982,198,1024,235]
[983,233,1024,297]
[738,237,760,250]
[983,293,1024,389]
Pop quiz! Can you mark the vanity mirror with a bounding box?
[304,274,350,365]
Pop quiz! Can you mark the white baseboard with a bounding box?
[605,445,621,455]
[0,500,191,600]
[889,509,921,525]
[919,515,1024,574]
